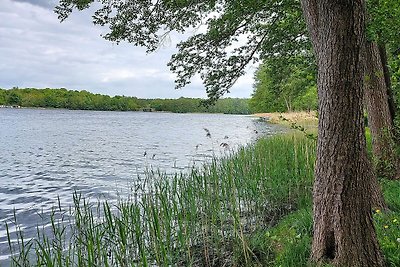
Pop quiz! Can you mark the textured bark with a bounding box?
[301,1,384,266]
[369,166,387,210]
[378,43,396,123]
[364,41,399,179]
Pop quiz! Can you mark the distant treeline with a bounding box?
[0,88,250,114]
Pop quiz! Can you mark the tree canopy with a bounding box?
[56,0,308,102]
[55,1,400,107]
[250,54,317,113]
[367,0,400,48]
[249,0,400,114]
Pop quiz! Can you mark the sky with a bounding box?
[0,0,256,99]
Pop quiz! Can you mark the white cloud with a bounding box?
[0,0,255,98]
[100,68,172,83]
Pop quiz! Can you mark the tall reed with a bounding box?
[5,134,316,266]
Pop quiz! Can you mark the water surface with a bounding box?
[0,108,282,261]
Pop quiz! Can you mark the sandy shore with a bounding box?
[253,111,318,125]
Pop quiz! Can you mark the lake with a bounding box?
[0,108,282,261]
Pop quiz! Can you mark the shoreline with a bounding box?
[253,111,318,125]
[0,105,250,115]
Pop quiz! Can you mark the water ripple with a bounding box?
[0,109,284,262]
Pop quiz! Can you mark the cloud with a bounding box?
[13,0,56,9]
[0,0,254,99]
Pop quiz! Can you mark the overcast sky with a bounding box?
[0,0,256,98]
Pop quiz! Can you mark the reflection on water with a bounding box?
[0,108,282,261]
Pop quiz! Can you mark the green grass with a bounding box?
[5,133,400,266]
[376,179,400,266]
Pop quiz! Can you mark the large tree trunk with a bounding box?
[301,1,384,266]
[364,41,399,179]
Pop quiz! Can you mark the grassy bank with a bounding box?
[6,133,400,266]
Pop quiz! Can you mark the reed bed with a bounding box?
[6,134,317,266]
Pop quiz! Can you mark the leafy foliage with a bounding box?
[249,55,317,113]
[54,0,400,114]
[389,55,400,132]
[56,0,308,102]
[367,0,400,50]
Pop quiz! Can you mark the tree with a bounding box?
[250,55,317,113]
[301,1,384,265]
[7,91,22,106]
[247,0,400,180]
[364,41,398,178]
[56,0,308,102]
[56,0,385,265]
[365,0,400,180]
[0,90,6,105]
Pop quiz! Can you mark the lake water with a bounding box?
[0,108,282,262]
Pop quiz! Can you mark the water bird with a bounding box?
[220,142,229,148]
[203,128,211,138]
[224,135,229,139]
[143,151,147,157]
[152,154,156,159]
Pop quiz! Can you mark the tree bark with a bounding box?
[301,1,384,266]
[364,41,399,179]
[378,43,396,124]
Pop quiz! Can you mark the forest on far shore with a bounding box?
[0,87,250,114]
